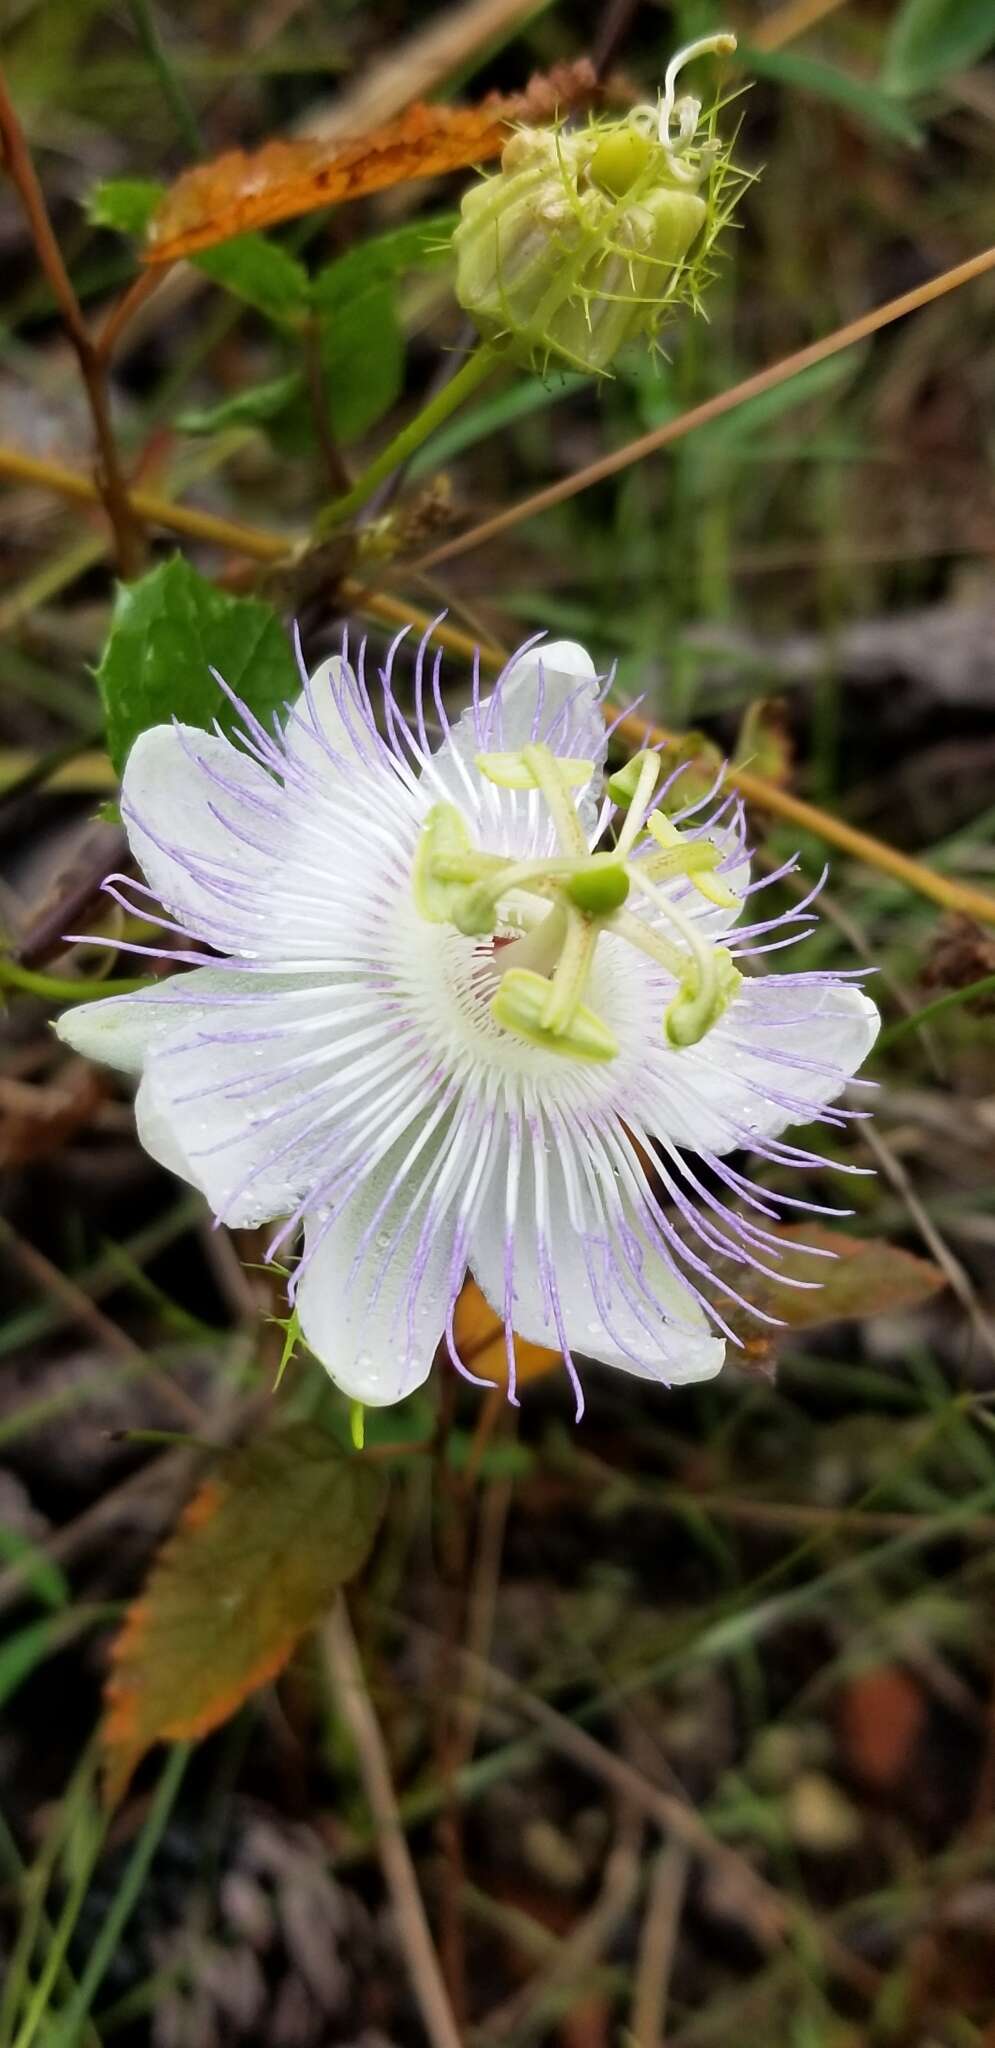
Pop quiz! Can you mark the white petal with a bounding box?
[425,638,606,852]
[282,655,385,786]
[56,988,164,1076]
[470,1129,725,1386]
[485,640,605,759]
[140,974,379,1228]
[135,1067,198,1184]
[54,967,267,1077]
[295,1143,460,1404]
[644,978,880,1154]
[120,724,280,945]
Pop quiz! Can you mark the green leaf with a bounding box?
[193,234,310,325]
[882,0,995,96]
[743,45,923,145]
[311,213,456,312]
[0,1526,69,1610]
[96,555,300,775]
[317,281,404,443]
[87,178,164,238]
[308,218,455,444]
[101,1424,386,1806]
[87,182,308,325]
[176,370,306,437]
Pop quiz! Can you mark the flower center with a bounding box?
[412,744,742,1062]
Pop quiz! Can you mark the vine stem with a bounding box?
[0,66,144,577]
[320,342,499,528]
[0,959,150,1003]
[2,444,995,927]
[322,1596,463,2048]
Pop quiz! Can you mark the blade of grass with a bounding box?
[6,1750,103,2048]
[48,1746,191,2048]
[125,0,202,154]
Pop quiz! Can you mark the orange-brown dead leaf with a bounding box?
[100,1425,385,1808]
[145,62,603,264]
[453,1276,561,1391]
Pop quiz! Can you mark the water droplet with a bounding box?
[375,1231,391,1250]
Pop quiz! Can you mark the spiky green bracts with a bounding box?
[453,32,747,377]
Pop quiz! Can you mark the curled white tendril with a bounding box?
[628,30,737,188]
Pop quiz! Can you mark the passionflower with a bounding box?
[453,32,747,375]
[58,631,879,1415]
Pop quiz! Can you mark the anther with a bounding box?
[645,810,739,910]
[491,968,619,1062]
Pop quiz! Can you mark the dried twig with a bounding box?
[3,442,995,929]
[0,1215,201,1426]
[477,1802,643,2042]
[0,67,143,575]
[629,1841,689,2047]
[413,248,995,575]
[296,0,550,140]
[752,0,851,50]
[322,1596,463,2048]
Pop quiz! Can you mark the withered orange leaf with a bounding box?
[713,1225,945,1377]
[145,61,601,264]
[101,1424,385,1808]
[453,1276,561,1392]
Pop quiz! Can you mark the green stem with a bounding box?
[49,1745,191,2048]
[876,972,995,1052]
[0,959,150,1003]
[320,343,499,529]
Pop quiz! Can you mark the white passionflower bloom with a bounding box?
[58,630,879,1415]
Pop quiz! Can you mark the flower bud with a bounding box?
[453,33,743,376]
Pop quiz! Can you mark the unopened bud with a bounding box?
[453,33,743,376]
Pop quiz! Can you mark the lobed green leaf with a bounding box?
[96,555,299,774]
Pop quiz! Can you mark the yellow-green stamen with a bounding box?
[412,745,744,1061]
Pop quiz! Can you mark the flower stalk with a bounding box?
[319,343,498,530]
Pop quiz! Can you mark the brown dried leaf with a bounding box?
[102,1425,385,1807]
[715,1224,946,1373]
[452,1228,942,1393]
[145,62,601,264]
